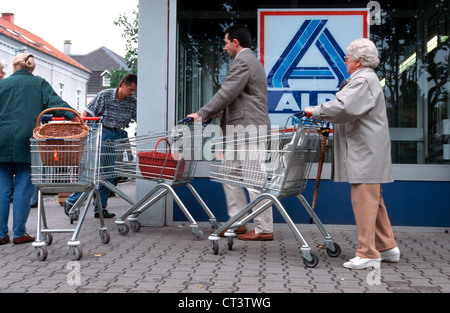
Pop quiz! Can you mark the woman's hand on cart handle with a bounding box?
[303,107,314,118]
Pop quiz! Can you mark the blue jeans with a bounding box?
[0,162,34,238]
[30,185,39,206]
[67,127,124,213]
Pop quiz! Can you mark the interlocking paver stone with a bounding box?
[0,179,448,295]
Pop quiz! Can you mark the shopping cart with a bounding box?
[30,108,110,261]
[207,112,341,268]
[99,121,220,239]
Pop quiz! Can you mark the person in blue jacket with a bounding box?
[0,53,75,245]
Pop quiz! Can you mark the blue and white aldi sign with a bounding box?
[258,9,369,125]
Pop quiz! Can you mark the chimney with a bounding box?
[64,40,72,55]
[1,13,14,24]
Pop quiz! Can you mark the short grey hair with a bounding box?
[346,38,380,69]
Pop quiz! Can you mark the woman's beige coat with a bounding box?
[312,67,393,184]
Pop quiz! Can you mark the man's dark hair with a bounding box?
[119,73,137,87]
[225,24,252,48]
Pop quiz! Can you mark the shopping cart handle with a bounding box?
[83,117,100,121]
[41,115,100,123]
[40,114,54,124]
[178,117,212,125]
[294,111,307,118]
[179,117,194,124]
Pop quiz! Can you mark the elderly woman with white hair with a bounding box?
[305,38,400,269]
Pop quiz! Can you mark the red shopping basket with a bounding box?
[137,138,185,180]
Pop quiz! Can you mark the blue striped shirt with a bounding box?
[85,88,137,129]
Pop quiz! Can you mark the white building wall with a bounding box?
[0,35,90,113]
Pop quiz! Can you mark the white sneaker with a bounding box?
[380,247,400,263]
[343,256,381,269]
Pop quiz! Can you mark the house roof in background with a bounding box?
[0,14,90,73]
[69,46,129,95]
[70,46,129,72]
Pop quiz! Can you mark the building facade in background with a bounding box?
[0,13,91,111]
[138,0,449,227]
[69,45,130,103]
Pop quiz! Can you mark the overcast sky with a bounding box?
[2,0,138,56]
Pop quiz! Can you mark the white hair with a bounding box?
[346,38,380,69]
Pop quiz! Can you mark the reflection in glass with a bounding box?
[176,0,449,164]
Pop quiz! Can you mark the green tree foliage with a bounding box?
[109,6,138,88]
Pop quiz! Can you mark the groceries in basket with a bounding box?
[33,108,89,167]
[137,138,185,180]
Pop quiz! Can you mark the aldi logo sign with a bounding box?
[258,9,369,125]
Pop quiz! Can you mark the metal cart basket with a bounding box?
[207,113,341,268]
[100,125,219,239]
[30,109,110,261]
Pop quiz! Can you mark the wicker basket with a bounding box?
[137,138,185,180]
[33,107,89,166]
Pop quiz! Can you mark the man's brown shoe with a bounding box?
[238,230,274,241]
[13,233,35,244]
[219,225,247,237]
[0,235,10,245]
[235,225,247,234]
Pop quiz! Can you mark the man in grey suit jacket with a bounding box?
[188,25,273,241]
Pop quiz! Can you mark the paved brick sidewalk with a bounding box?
[0,179,449,294]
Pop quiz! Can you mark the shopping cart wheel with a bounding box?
[99,229,110,244]
[303,252,319,268]
[117,224,130,236]
[211,221,222,229]
[227,237,233,251]
[211,240,219,255]
[42,233,53,246]
[192,229,204,240]
[326,242,341,257]
[35,247,48,261]
[69,245,83,261]
[130,220,141,232]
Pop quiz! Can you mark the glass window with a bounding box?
[176,0,449,164]
[424,0,449,163]
[102,70,111,87]
[59,83,64,98]
[76,90,81,111]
